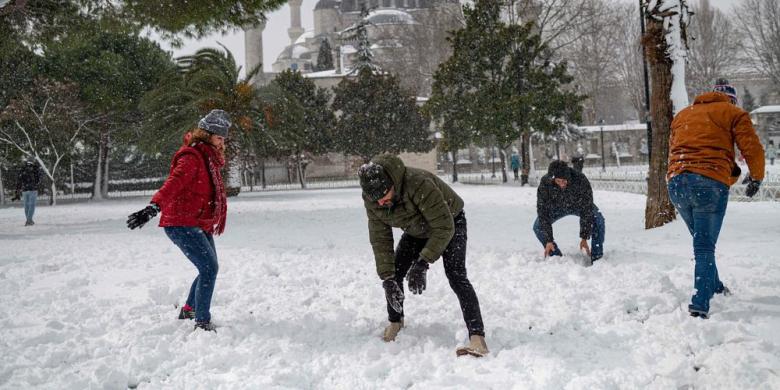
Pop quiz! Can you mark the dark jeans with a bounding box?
[387,211,485,337]
[165,227,219,322]
[668,173,729,313]
[513,168,519,180]
[532,206,605,258]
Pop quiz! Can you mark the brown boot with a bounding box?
[456,335,489,357]
[382,321,404,342]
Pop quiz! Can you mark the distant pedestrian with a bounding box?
[533,160,605,264]
[13,158,41,226]
[667,79,765,319]
[510,152,521,181]
[766,140,777,166]
[359,154,488,357]
[127,109,231,332]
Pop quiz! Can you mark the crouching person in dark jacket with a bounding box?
[533,160,605,264]
[359,154,488,357]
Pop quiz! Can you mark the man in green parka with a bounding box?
[358,154,488,357]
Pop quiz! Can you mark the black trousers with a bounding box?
[387,211,485,336]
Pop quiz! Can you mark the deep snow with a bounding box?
[1,185,779,389]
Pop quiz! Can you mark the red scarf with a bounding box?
[193,143,227,235]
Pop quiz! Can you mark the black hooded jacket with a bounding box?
[17,163,41,192]
[536,166,595,243]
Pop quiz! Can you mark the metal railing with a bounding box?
[455,167,780,202]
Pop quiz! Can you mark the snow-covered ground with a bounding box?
[1,186,779,389]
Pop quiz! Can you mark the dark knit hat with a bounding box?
[198,109,231,138]
[713,78,737,104]
[548,160,571,181]
[358,162,393,201]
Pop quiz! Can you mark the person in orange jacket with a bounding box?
[667,79,765,319]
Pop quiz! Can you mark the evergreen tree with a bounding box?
[140,44,265,195]
[315,39,334,71]
[268,70,335,188]
[431,0,583,182]
[426,80,474,183]
[45,26,173,199]
[332,68,431,162]
[1,0,287,41]
[343,4,379,74]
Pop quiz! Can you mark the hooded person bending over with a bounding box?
[533,160,605,264]
[358,154,488,357]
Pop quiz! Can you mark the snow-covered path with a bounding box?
[1,186,779,389]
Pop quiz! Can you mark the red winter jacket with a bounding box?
[151,143,227,235]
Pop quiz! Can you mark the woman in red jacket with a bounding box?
[127,109,230,332]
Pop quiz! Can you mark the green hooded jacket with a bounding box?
[363,154,464,280]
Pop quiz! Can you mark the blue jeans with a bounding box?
[667,173,729,313]
[532,206,605,258]
[165,227,219,322]
[22,191,37,223]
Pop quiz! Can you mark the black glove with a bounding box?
[406,257,429,295]
[127,203,160,229]
[382,279,404,313]
[745,177,761,198]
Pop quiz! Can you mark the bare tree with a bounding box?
[734,0,780,88]
[562,0,621,125]
[686,0,741,96]
[510,0,606,53]
[614,3,647,122]
[642,0,692,229]
[0,79,99,205]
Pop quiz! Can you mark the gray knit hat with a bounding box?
[198,109,231,138]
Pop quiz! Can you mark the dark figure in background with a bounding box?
[533,160,605,264]
[127,109,231,332]
[667,79,765,319]
[359,153,488,357]
[14,158,41,226]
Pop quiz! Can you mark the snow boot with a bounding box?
[382,320,404,342]
[456,335,489,357]
[688,306,709,319]
[178,305,195,320]
[194,321,217,332]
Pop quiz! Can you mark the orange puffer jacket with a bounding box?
[667,92,765,186]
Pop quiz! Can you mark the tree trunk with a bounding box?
[0,164,5,206]
[520,132,530,185]
[490,146,496,178]
[451,151,459,183]
[499,148,508,183]
[643,9,677,229]
[296,151,307,189]
[70,162,75,199]
[101,132,110,198]
[92,137,104,200]
[260,158,267,189]
[49,178,57,206]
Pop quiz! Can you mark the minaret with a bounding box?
[288,0,304,44]
[243,21,266,85]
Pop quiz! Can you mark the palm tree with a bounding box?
[140,43,267,195]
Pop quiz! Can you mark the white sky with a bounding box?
[155,0,739,76]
